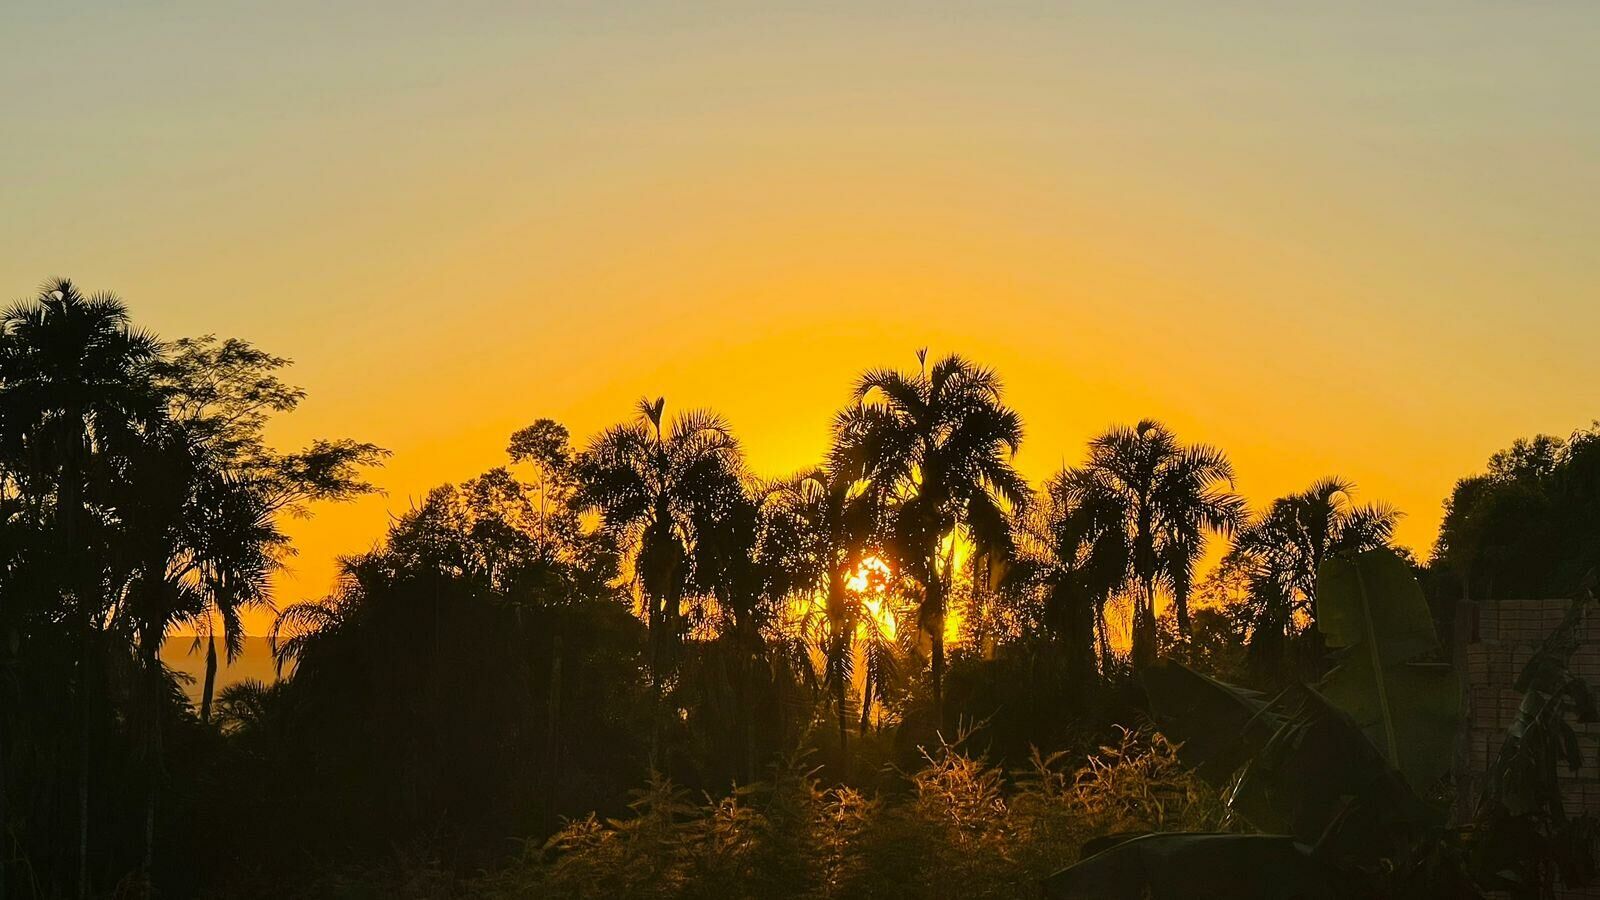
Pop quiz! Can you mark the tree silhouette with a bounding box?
[0,279,162,898]
[1012,467,1132,681]
[832,351,1027,724]
[575,398,745,758]
[757,465,881,759]
[153,335,383,722]
[1218,477,1397,676]
[1076,420,1241,665]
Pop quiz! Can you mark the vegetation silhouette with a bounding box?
[1,279,1597,898]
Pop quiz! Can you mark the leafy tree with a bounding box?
[264,435,649,866]
[832,351,1028,724]
[757,466,882,758]
[1433,426,1600,601]
[1074,420,1242,665]
[0,279,163,897]
[0,281,381,897]
[1011,467,1133,680]
[1221,477,1398,679]
[574,398,745,757]
[152,335,385,722]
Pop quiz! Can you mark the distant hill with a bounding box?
[162,636,279,705]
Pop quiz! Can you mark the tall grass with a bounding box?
[473,727,1231,899]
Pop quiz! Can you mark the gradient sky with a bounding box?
[5,2,1598,634]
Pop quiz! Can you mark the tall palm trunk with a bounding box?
[825,570,849,760]
[1094,598,1112,673]
[1131,574,1158,667]
[1132,493,1158,666]
[142,644,161,885]
[199,632,218,724]
[77,626,91,900]
[64,460,93,900]
[1173,578,1193,638]
[740,618,757,785]
[859,671,874,736]
[546,632,563,831]
[926,552,946,732]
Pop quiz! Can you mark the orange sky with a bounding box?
[4,3,1597,635]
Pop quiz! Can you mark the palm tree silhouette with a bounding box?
[1224,476,1399,665]
[576,397,744,757]
[832,351,1027,724]
[1078,420,1241,665]
[0,279,162,899]
[758,465,880,758]
[1015,467,1132,679]
[188,469,284,724]
[153,334,379,722]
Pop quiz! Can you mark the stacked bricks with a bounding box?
[1463,599,1600,898]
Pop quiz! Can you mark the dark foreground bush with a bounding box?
[465,727,1229,900]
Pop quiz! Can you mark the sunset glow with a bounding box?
[5,5,1595,639]
[8,4,1599,895]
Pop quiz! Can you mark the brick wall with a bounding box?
[1462,599,1600,898]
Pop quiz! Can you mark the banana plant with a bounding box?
[1045,549,1596,899]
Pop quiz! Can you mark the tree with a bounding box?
[0,284,383,897]
[152,335,384,722]
[832,351,1028,724]
[0,279,162,898]
[1011,467,1131,682]
[1433,426,1600,601]
[1076,420,1241,665]
[266,443,648,859]
[575,398,745,757]
[1221,477,1398,676]
[757,466,881,758]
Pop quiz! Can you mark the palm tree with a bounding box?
[1224,477,1399,661]
[0,279,162,899]
[832,351,1027,724]
[1079,420,1242,665]
[758,466,879,757]
[1014,467,1131,680]
[152,334,380,722]
[187,469,285,724]
[575,398,744,755]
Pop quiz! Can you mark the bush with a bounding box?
[473,728,1231,899]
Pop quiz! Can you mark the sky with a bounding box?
[4,2,1598,635]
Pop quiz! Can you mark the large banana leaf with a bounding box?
[1316,548,1460,793]
[1143,661,1430,854]
[1141,659,1282,781]
[1040,833,1350,899]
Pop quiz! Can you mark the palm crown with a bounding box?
[831,351,1027,719]
[1077,419,1243,663]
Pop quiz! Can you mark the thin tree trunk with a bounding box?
[743,630,756,785]
[834,673,848,763]
[63,423,91,900]
[1132,576,1158,667]
[200,632,218,724]
[1095,599,1112,673]
[143,781,156,885]
[859,670,874,736]
[928,541,953,733]
[547,633,563,830]
[142,638,162,891]
[826,572,849,762]
[77,627,91,900]
[0,690,7,900]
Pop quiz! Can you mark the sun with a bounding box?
[844,555,894,594]
[845,555,898,639]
